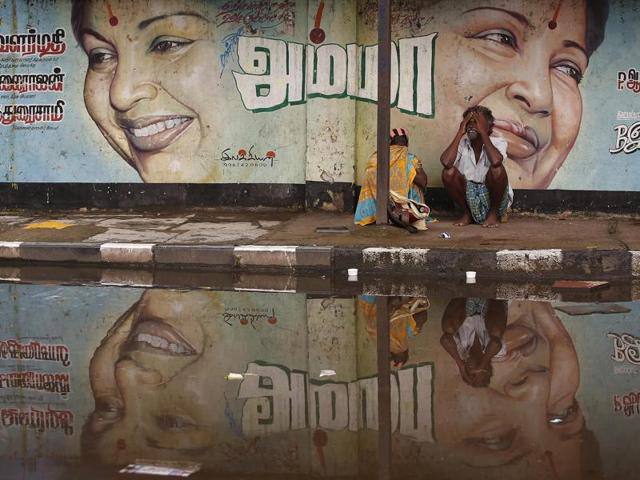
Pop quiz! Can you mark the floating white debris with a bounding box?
[119,460,201,477]
[225,372,258,381]
[319,369,336,377]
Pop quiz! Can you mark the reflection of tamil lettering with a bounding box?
[220,146,277,167]
[608,332,640,365]
[0,405,73,435]
[0,29,66,57]
[610,122,640,154]
[0,100,64,126]
[0,339,70,366]
[238,362,434,442]
[233,34,436,117]
[613,391,640,417]
[0,371,70,396]
[0,67,65,94]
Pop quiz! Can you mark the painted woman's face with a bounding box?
[85,290,229,464]
[78,0,220,182]
[434,301,584,477]
[429,0,588,188]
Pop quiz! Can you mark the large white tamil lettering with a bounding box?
[233,34,437,117]
[237,361,434,442]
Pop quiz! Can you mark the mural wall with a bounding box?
[0,0,639,193]
[0,283,639,478]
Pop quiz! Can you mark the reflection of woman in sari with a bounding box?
[359,295,430,367]
[354,129,429,229]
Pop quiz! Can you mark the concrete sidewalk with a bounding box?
[0,209,638,278]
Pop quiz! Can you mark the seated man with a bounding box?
[354,129,429,232]
[440,106,512,227]
[439,298,507,388]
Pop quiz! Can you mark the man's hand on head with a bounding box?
[390,128,409,146]
[476,112,491,137]
[459,111,473,134]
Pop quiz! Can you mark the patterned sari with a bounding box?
[354,145,425,225]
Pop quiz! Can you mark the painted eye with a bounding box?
[474,29,518,49]
[88,48,116,66]
[554,63,583,84]
[149,37,193,54]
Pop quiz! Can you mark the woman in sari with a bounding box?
[354,129,430,231]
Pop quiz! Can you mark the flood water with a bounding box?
[0,274,638,479]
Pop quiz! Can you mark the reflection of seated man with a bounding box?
[359,295,430,368]
[354,129,429,232]
[396,300,599,479]
[440,298,507,387]
[440,106,512,228]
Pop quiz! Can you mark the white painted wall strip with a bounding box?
[234,245,297,252]
[0,241,22,259]
[100,243,155,263]
[496,249,563,273]
[631,251,640,277]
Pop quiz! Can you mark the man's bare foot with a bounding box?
[454,213,473,226]
[482,211,500,228]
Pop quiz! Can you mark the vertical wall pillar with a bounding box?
[305,0,357,211]
[375,0,391,225]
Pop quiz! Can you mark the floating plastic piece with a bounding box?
[119,460,201,477]
[552,280,610,291]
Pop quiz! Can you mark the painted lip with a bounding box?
[124,318,197,356]
[465,426,519,452]
[493,324,539,363]
[118,115,194,152]
[493,119,541,161]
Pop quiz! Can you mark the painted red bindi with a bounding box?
[548,0,563,30]
[310,1,326,44]
[106,1,119,27]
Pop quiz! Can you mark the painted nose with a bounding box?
[109,58,158,112]
[506,54,553,117]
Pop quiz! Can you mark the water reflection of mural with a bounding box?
[0,284,639,479]
[1,1,639,192]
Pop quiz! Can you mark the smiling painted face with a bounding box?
[84,289,227,464]
[75,0,221,182]
[424,0,592,188]
[432,300,586,477]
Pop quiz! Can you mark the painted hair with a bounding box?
[70,0,84,43]
[71,1,609,55]
[586,0,609,57]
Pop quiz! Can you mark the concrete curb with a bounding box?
[0,241,636,278]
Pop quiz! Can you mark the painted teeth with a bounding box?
[135,333,190,354]
[130,118,188,138]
